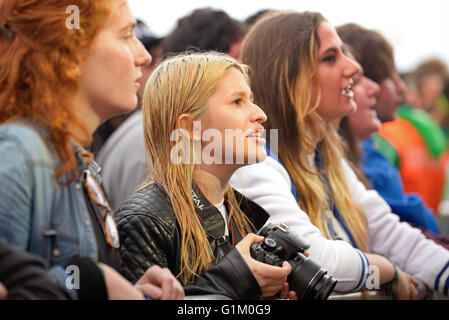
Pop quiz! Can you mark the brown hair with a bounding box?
[337,23,395,84]
[241,12,369,251]
[414,58,449,90]
[338,118,372,188]
[0,0,112,183]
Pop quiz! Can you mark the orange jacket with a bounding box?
[378,117,449,213]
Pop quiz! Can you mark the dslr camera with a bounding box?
[250,223,337,300]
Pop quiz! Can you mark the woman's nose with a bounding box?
[343,55,360,79]
[251,103,267,124]
[135,39,152,67]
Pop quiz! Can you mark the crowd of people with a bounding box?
[1,0,449,301]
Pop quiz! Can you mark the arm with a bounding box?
[0,137,33,249]
[231,157,370,292]
[115,212,178,284]
[116,205,287,299]
[186,234,291,300]
[342,158,449,296]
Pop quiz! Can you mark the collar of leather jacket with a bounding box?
[191,182,269,243]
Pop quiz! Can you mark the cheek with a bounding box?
[90,44,135,86]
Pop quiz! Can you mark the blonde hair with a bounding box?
[141,51,255,284]
[241,11,369,252]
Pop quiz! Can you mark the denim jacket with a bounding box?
[0,120,100,292]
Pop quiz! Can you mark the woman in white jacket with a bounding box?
[231,11,449,299]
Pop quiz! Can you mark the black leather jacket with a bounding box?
[115,183,269,299]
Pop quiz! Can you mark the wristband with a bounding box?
[384,264,399,300]
[97,263,104,277]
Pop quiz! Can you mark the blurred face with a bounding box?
[348,71,381,140]
[314,22,360,122]
[79,0,151,122]
[419,73,444,111]
[375,73,405,123]
[137,45,162,100]
[199,67,267,171]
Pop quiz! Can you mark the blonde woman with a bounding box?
[231,11,449,299]
[115,52,295,300]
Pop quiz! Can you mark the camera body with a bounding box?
[250,223,337,300]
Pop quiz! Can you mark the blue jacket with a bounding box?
[361,137,439,234]
[0,120,100,293]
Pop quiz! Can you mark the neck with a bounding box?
[194,166,234,204]
[71,91,101,145]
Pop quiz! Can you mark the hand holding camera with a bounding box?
[249,224,337,300]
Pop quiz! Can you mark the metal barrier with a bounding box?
[329,280,433,300]
[183,280,447,300]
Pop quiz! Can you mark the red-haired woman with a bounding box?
[0,0,183,300]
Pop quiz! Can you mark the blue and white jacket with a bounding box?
[231,153,449,295]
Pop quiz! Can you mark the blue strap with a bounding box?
[435,261,449,293]
[266,146,298,200]
[315,146,358,248]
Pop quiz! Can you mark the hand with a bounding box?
[236,233,292,298]
[135,265,185,300]
[278,282,298,300]
[100,263,144,300]
[392,268,419,300]
[0,282,7,300]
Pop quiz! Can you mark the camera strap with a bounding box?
[191,182,236,262]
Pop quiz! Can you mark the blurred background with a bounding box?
[129,0,449,73]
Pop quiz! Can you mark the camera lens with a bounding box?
[309,272,337,300]
[287,254,337,300]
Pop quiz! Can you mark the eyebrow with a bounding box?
[118,21,136,33]
[230,90,253,98]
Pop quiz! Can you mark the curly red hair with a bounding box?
[0,0,112,183]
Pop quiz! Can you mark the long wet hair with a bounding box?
[141,52,255,284]
[0,0,112,183]
[241,11,369,251]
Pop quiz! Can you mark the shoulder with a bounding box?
[232,155,293,189]
[0,120,54,165]
[114,183,175,225]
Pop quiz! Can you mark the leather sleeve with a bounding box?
[115,209,179,284]
[185,248,262,300]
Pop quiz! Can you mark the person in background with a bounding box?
[231,11,449,299]
[162,8,247,59]
[244,9,276,27]
[413,59,449,125]
[337,24,441,235]
[0,0,183,300]
[338,23,448,216]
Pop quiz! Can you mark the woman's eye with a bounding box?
[233,98,242,105]
[323,55,336,63]
[124,29,135,40]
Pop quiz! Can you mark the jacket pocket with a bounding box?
[43,229,80,267]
